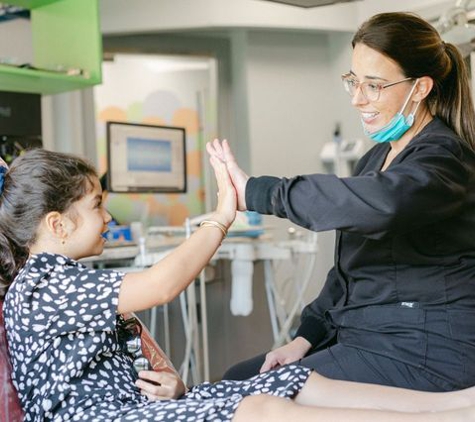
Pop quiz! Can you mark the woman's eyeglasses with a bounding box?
[117,315,151,374]
[341,73,414,102]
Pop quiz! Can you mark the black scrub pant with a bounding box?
[222,344,459,392]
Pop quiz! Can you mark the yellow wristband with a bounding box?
[199,220,228,238]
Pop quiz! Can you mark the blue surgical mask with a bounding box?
[364,80,420,143]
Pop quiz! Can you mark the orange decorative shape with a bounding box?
[168,202,190,226]
[98,106,127,122]
[186,150,203,177]
[172,108,199,135]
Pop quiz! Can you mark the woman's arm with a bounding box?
[246,141,472,239]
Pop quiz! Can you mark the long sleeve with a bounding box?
[294,267,343,348]
[246,125,474,240]
[245,118,475,352]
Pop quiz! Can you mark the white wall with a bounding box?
[247,31,331,177]
[237,29,366,296]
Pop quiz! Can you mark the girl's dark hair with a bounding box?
[0,148,97,299]
[352,12,475,150]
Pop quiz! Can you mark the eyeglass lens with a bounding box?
[342,77,379,101]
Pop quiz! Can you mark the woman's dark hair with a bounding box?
[352,12,475,150]
[0,148,97,299]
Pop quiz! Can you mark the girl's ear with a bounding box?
[414,76,433,102]
[44,211,68,242]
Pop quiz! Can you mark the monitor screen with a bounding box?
[107,121,187,193]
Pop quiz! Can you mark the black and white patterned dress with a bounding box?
[3,253,311,421]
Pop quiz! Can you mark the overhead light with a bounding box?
[258,0,360,8]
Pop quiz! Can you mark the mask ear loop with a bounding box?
[399,79,420,115]
[399,79,421,125]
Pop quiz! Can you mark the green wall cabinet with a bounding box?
[1,0,102,94]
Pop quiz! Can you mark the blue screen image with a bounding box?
[127,137,172,172]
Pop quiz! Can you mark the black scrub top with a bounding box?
[246,118,475,387]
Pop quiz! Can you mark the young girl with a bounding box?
[1,148,475,422]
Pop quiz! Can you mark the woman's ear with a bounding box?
[414,76,433,102]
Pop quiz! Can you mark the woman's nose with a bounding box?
[351,85,368,107]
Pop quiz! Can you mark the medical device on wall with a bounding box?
[320,138,364,177]
[107,121,187,194]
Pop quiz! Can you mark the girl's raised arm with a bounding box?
[117,155,236,314]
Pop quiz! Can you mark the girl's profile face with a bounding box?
[64,177,111,260]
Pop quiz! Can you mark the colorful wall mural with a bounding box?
[94,55,216,228]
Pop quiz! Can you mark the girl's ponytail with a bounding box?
[0,233,27,300]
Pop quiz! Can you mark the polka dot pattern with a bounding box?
[3,252,311,421]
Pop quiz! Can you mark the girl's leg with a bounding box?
[233,394,475,422]
[295,371,473,412]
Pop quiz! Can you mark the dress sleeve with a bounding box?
[246,141,472,240]
[24,265,124,340]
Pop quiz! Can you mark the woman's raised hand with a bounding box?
[206,139,249,211]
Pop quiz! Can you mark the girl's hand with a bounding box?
[206,139,249,211]
[135,371,187,400]
[208,153,237,228]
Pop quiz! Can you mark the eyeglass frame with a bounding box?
[341,72,415,102]
[117,315,152,375]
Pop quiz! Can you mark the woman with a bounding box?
[210,12,475,392]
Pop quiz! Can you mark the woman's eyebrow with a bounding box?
[349,70,389,82]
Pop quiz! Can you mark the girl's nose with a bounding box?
[104,209,112,224]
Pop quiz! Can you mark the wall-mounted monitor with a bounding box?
[107,121,187,194]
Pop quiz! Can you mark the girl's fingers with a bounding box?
[206,141,219,158]
[210,156,232,190]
